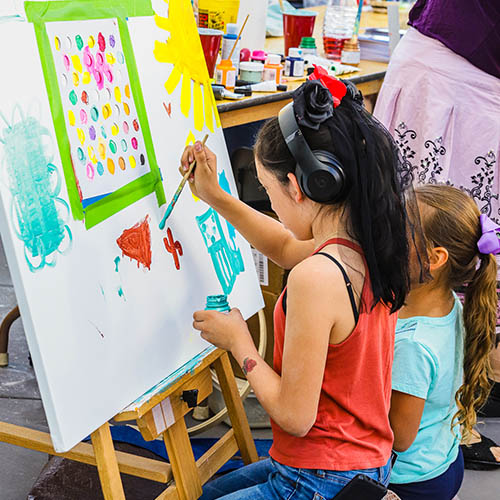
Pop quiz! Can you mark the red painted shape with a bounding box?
[98,32,106,52]
[163,227,183,270]
[116,216,152,270]
[163,102,172,118]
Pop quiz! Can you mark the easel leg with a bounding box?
[213,352,258,464]
[163,417,202,500]
[91,422,126,500]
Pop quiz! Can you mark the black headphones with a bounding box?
[278,102,346,203]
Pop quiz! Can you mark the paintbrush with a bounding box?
[228,14,250,61]
[159,134,209,230]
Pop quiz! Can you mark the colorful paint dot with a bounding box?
[123,102,130,115]
[114,104,121,117]
[65,36,72,50]
[89,125,96,141]
[90,106,99,122]
[81,90,89,104]
[86,162,95,180]
[54,37,61,50]
[87,146,97,163]
[129,155,136,168]
[107,158,115,174]
[83,51,94,69]
[132,119,139,131]
[68,110,75,126]
[102,104,112,119]
[109,35,116,48]
[106,52,116,65]
[77,128,85,145]
[140,154,145,165]
[98,32,106,52]
[111,123,119,136]
[80,109,88,125]
[97,161,104,176]
[82,72,91,84]
[109,140,117,154]
[88,35,95,48]
[96,52,104,66]
[63,54,70,71]
[117,51,124,64]
[122,121,129,134]
[77,147,86,163]
[104,88,112,100]
[118,157,126,170]
[104,69,113,83]
[69,90,77,105]
[124,84,131,99]
[131,137,138,150]
[75,35,84,51]
[94,70,103,85]
[72,72,80,87]
[98,141,106,159]
[101,125,107,139]
[114,86,122,103]
[120,139,128,152]
[71,55,83,73]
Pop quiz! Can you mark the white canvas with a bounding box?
[0,14,263,453]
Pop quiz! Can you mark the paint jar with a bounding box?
[240,48,251,62]
[205,295,231,313]
[198,28,223,78]
[251,50,267,64]
[263,54,283,85]
[215,59,236,90]
[239,62,264,83]
[284,48,305,77]
[282,10,317,57]
[221,23,240,73]
[300,36,318,56]
[341,36,360,66]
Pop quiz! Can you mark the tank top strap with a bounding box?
[313,238,363,256]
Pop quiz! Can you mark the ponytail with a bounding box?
[455,253,497,437]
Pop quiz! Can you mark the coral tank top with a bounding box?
[270,238,396,470]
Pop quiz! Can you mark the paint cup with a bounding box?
[198,28,223,78]
[282,10,317,57]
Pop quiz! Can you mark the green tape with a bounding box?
[25,0,165,229]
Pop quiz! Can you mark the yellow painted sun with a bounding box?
[153,0,220,132]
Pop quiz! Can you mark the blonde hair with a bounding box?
[416,185,497,438]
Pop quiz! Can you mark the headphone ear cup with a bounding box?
[299,150,346,203]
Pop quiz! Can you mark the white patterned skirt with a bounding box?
[374,27,500,223]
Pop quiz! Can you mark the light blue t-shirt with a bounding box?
[391,295,464,484]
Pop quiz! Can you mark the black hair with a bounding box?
[254,82,411,313]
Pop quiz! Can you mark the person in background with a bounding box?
[389,185,499,500]
[374,0,500,469]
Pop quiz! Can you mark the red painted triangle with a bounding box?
[116,216,152,270]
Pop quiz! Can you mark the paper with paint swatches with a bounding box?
[46,19,149,204]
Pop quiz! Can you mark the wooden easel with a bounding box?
[0,308,267,500]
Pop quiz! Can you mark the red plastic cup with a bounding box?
[282,10,317,57]
[198,28,223,78]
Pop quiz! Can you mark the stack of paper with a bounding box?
[359,28,407,62]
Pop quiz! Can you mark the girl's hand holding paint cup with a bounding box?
[180,141,223,205]
[192,308,253,353]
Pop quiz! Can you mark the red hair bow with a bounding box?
[308,65,347,108]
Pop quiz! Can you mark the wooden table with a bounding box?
[218,6,409,128]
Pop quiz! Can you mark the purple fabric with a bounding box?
[478,214,500,255]
[408,0,500,79]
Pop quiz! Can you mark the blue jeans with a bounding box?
[200,457,392,500]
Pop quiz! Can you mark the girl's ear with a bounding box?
[428,246,449,272]
[286,172,305,203]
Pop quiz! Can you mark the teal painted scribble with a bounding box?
[118,286,125,300]
[114,256,120,272]
[0,105,72,272]
[196,207,244,296]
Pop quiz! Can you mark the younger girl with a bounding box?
[181,74,415,499]
[389,185,498,500]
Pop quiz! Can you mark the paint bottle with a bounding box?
[215,59,236,90]
[341,35,360,66]
[221,23,240,73]
[262,54,283,85]
[284,48,305,77]
[300,36,318,56]
[205,295,231,313]
[251,50,267,64]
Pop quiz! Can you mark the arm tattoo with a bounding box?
[242,357,257,375]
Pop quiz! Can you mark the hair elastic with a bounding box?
[477,214,500,255]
